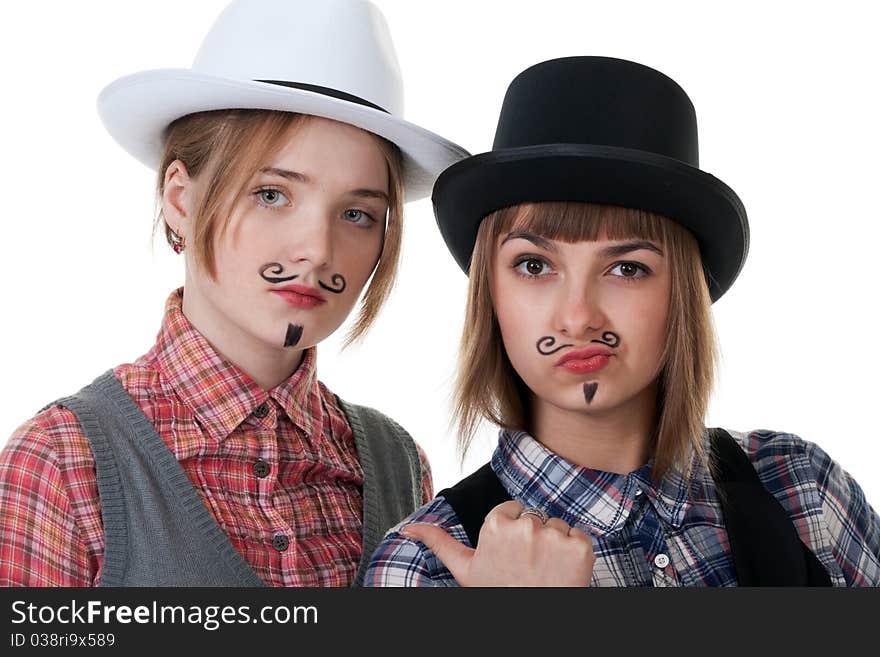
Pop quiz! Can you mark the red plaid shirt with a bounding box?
[0,288,432,587]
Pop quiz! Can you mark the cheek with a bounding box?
[338,230,384,285]
[623,294,669,367]
[493,280,549,369]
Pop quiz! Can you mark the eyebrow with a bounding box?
[349,188,389,203]
[500,232,663,258]
[259,167,388,203]
[501,231,558,252]
[260,167,310,183]
[598,240,664,258]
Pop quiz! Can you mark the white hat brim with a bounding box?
[97,69,469,202]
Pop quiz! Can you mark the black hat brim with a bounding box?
[432,143,748,302]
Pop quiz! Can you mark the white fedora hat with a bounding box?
[97,0,469,202]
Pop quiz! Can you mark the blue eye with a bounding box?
[255,188,289,207]
[609,261,649,279]
[342,209,375,226]
[514,257,552,278]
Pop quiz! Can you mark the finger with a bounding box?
[400,523,476,583]
[566,525,596,552]
[486,500,525,522]
[545,518,571,534]
[516,510,547,528]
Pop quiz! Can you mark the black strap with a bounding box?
[437,463,511,549]
[709,428,831,586]
[439,429,831,586]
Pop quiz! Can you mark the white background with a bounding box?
[0,0,877,506]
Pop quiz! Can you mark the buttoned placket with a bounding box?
[623,487,682,587]
[248,399,299,586]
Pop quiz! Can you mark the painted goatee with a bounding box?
[583,382,599,404]
[284,323,303,348]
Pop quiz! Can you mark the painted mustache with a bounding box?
[536,336,574,356]
[259,262,297,284]
[591,331,620,349]
[318,274,346,294]
[536,331,621,356]
[259,263,346,294]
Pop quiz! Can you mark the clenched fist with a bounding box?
[401,500,595,586]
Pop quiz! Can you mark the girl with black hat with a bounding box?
[365,56,880,586]
[0,0,468,587]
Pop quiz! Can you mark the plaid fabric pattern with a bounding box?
[0,288,432,587]
[366,429,879,587]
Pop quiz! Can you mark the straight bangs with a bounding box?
[494,201,667,247]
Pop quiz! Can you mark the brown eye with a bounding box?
[609,262,648,279]
[515,257,549,277]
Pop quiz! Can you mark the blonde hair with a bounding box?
[156,109,405,345]
[453,201,717,479]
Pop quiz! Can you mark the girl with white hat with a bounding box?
[0,0,467,587]
[366,57,880,586]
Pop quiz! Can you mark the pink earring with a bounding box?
[170,229,186,254]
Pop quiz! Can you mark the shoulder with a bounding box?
[329,390,423,462]
[724,428,880,585]
[723,428,863,495]
[2,404,93,479]
[113,362,178,421]
[331,391,412,439]
[364,495,467,587]
[1,404,96,532]
[328,391,434,498]
[1,400,103,585]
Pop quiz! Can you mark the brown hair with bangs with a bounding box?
[156,109,405,346]
[453,201,717,479]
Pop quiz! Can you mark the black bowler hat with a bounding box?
[432,56,749,302]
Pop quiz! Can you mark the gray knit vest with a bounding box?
[45,370,422,587]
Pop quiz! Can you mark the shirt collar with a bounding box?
[151,288,324,446]
[491,429,693,536]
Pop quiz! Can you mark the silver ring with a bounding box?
[518,507,549,524]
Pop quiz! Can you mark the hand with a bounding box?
[400,500,595,586]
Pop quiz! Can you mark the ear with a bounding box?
[162,159,195,239]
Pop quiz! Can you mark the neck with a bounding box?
[530,383,658,474]
[181,285,305,391]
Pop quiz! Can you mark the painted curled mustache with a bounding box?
[259,263,346,294]
[318,274,346,294]
[537,331,621,356]
[590,331,621,349]
[536,336,574,356]
[259,262,298,284]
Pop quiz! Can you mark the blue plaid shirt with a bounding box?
[365,429,880,586]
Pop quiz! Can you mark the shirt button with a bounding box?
[634,488,643,497]
[253,402,270,418]
[253,459,270,478]
[272,534,290,552]
[654,553,670,569]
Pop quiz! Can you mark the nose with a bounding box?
[553,277,608,339]
[286,208,334,271]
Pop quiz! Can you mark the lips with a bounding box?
[270,284,326,309]
[556,346,613,374]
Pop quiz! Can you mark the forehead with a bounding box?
[263,116,389,191]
